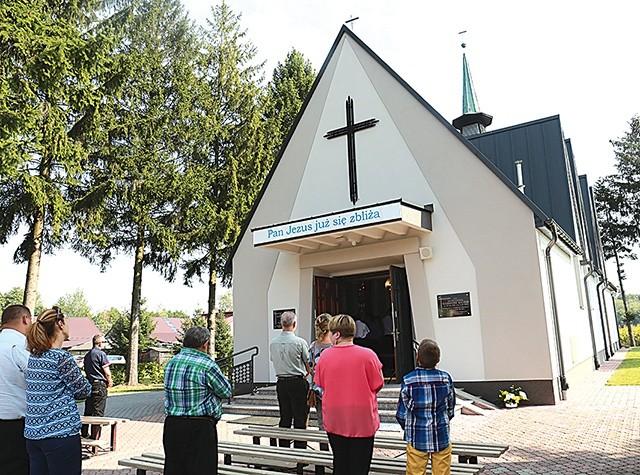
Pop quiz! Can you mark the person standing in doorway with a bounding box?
[269,311,311,448]
[314,314,384,475]
[0,304,32,474]
[396,339,456,475]
[81,334,113,440]
[163,326,231,475]
[25,307,91,475]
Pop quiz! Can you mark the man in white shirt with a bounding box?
[0,304,32,474]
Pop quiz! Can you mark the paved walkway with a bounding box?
[82,349,640,474]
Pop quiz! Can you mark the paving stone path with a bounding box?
[82,349,640,474]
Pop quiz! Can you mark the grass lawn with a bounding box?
[607,347,640,386]
[109,383,163,394]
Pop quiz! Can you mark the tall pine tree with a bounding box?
[179,2,268,354]
[0,0,123,311]
[594,116,640,346]
[73,0,201,383]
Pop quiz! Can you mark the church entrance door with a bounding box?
[313,267,415,382]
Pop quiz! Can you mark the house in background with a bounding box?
[63,317,102,354]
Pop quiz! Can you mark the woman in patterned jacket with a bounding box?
[25,307,91,475]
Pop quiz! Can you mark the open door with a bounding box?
[315,277,339,316]
[390,265,415,380]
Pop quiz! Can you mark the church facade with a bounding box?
[231,27,618,404]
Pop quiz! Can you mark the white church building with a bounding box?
[231,27,619,404]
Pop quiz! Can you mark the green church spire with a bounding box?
[452,41,492,137]
[462,51,480,114]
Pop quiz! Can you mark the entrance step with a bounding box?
[224,385,496,422]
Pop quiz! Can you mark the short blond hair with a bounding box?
[329,314,355,338]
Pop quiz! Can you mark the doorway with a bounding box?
[314,266,415,382]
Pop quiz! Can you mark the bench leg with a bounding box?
[458,455,478,464]
[253,436,261,445]
[111,423,117,451]
[315,466,325,475]
[269,437,277,447]
[224,454,232,465]
[319,442,329,452]
[136,469,147,475]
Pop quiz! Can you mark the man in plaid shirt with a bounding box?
[163,326,231,475]
[396,339,456,475]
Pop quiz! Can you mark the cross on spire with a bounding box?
[324,96,378,205]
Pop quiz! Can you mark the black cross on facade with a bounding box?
[324,96,379,205]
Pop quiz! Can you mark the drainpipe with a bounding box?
[544,220,569,399]
[594,270,610,359]
[600,280,615,356]
[581,262,600,369]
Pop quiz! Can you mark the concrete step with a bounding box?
[224,384,496,422]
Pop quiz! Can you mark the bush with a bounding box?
[618,325,640,348]
[138,362,165,384]
[110,362,164,385]
[111,366,126,385]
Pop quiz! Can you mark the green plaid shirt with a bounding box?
[164,348,231,419]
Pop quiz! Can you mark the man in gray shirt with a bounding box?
[269,311,311,447]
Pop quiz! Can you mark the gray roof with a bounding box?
[468,116,579,242]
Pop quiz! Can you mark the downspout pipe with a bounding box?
[544,220,569,398]
[600,280,615,356]
[581,262,600,369]
[594,269,611,359]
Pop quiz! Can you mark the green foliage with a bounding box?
[218,291,233,312]
[214,309,233,360]
[178,1,269,292]
[0,0,126,310]
[138,362,165,384]
[93,307,122,333]
[0,287,45,315]
[264,48,316,159]
[110,366,126,386]
[606,347,640,385]
[53,289,93,318]
[615,294,640,326]
[619,325,640,348]
[106,308,156,357]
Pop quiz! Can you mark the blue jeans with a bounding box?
[26,435,81,475]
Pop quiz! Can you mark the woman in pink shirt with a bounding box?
[314,314,384,475]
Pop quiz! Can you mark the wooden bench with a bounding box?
[80,416,129,455]
[131,446,483,475]
[118,454,288,474]
[234,425,507,464]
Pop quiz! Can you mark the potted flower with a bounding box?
[498,385,528,408]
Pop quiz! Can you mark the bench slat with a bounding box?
[235,426,508,457]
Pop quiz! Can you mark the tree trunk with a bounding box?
[613,248,635,346]
[127,229,145,385]
[207,249,217,357]
[23,209,45,314]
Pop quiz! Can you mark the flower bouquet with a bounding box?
[498,385,528,408]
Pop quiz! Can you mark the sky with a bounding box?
[1,1,640,315]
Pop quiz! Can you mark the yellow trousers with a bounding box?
[405,442,452,475]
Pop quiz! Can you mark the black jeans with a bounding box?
[82,380,108,439]
[275,376,309,448]
[327,432,374,475]
[0,418,28,474]
[163,416,218,475]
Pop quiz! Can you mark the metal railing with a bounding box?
[216,345,259,397]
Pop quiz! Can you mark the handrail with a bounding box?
[216,345,259,397]
[215,345,259,367]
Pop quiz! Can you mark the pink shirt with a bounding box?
[314,344,384,437]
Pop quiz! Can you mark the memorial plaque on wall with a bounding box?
[437,292,472,318]
[273,309,296,329]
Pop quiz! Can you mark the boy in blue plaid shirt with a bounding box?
[396,339,455,475]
